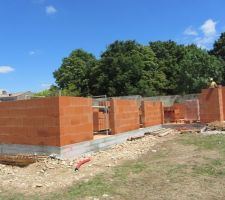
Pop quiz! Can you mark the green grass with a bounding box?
[179,134,225,152]
[192,158,225,177]
[46,174,114,200]
[179,134,225,177]
[47,161,147,200]
[113,161,147,180]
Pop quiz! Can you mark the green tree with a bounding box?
[177,44,224,94]
[210,32,225,61]
[149,40,186,94]
[210,32,225,84]
[34,85,80,97]
[92,40,166,97]
[53,49,97,96]
[34,89,53,97]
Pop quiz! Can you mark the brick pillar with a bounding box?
[199,87,224,123]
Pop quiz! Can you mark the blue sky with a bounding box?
[0,0,225,92]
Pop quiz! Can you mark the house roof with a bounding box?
[0,91,33,98]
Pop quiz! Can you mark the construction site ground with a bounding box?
[1,126,225,199]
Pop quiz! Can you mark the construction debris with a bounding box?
[199,121,225,135]
[74,158,91,171]
[207,121,225,131]
[158,129,174,137]
[0,154,47,167]
[127,135,145,141]
[145,128,177,137]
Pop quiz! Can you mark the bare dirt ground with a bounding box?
[0,131,176,196]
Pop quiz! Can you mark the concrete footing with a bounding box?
[0,125,162,160]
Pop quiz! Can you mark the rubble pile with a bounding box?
[201,121,225,135]
[207,121,225,131]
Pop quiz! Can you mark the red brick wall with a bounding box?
[0,97,93,147]
[199,87,224,123]
[93,108,108,132]
[0,97,60,146]
[222,87,225,120]
[173,103,185,120]
[184,100,200,121]
[164,107,174,123]
[93,108,99,132]
[141,101,164,127]
[164,106,181,123]
[109,99,140,134]
[59,97,93,146]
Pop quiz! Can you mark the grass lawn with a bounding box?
[2,133,225,200]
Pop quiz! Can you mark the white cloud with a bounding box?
[200,19,217,36]
[195,36,215,49]
[197,19,217,49]
[46,5,57,15]
[183,26,198,36]
[0,66,15,74]
[182,19,218,49]
[41,83,51,89]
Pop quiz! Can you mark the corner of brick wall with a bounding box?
[199,87,224,123]
[58,97,93,146]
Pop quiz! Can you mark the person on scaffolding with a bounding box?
[209,78,218,88]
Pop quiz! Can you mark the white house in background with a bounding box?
[0,90,33,102]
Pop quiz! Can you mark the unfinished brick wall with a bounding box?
[0,97,60,146]
[109,99,140,134]
[58,97,93,146]
[163,106,181,123]
[0,97,93,147]
[173,103,185,120]
[199,87,224,123]
[93,108,109,132]
[222,87,225,120]
[141,101,164,127]
[184,99,200,121]
[164,107,175,123]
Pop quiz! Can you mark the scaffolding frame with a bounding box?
[92,95,110,135]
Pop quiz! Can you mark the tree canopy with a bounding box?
[53,49,97,96]
[91,40,166,96]
[149,40,186,94]
[36,35,225,97]
[178,45,224,94]
[210,32,225,62]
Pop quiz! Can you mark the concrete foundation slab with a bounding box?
[0,125,162,160]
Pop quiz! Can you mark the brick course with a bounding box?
[184,99,200,121]
[141,101,164,127]
[109,99,140,134]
